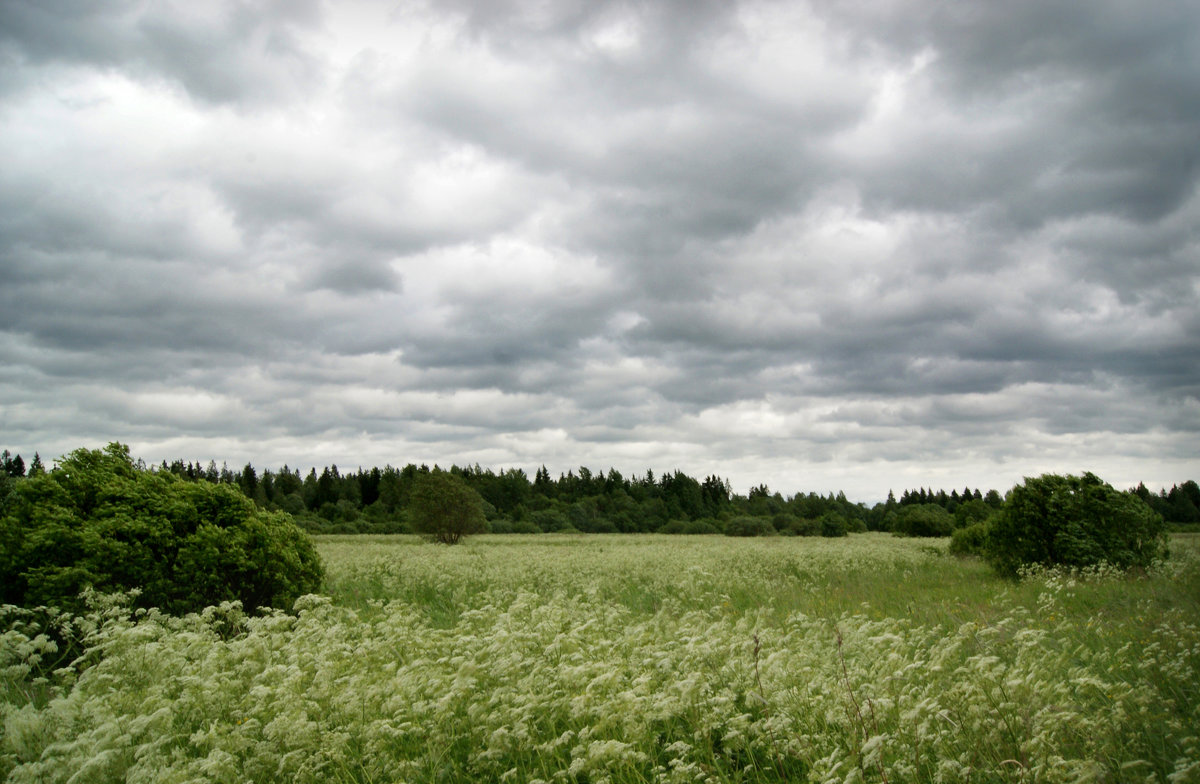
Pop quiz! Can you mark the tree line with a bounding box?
[5,448,1197,535]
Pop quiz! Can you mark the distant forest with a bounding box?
[3,449,1198,536]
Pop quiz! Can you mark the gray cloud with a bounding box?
[0,0,325,105]
[0,0,1197,501]
[819,0,1200,225]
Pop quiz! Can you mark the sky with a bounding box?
[1,0,1198,503]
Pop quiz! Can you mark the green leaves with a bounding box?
[0,443,324,615]
[986,472,1168,577]
[408,470,487,545]
[893,504,955,537]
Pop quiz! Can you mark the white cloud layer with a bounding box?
[1,0,1197,501]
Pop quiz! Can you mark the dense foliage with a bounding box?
[408,470,488,544]
[0,444,324,615]
[947,521,989,556]
[892,503,955,537]
[986,472,1168,577]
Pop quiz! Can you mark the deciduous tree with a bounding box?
[0,443,324,614]
[409,469,487,544]
[986,472,1167,577]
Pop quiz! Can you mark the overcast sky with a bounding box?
[2,0,1198,502]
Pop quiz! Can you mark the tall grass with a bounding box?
[3,534,1198,783]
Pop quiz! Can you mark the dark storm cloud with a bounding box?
[1,0,1197,499]
[306,258,401,294]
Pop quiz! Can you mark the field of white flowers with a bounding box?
[3,533,1199,783]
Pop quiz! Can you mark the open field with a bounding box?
[4,533,1199,783]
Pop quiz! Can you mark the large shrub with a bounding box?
[986,472,1168,577]
[529,508,571,532]
[892,504,954,537]
[953,498,993,529]
[948,521,989,557]
[819,512,850,537]
[0,444,324,615]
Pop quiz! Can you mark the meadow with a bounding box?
[3,533,1199,783]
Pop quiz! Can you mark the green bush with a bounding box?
[683,518,721,535]
[0,444,324,615]
[488,518,515,534]
[948,521,989,557]
[659,518,721,535]
[509,519,542,534]
[893,504,955,537]
[771,513,795,532]
[819,512,849,538]
[953,498,992,529]
[986,472,1168,577]
[723,516,778,537]
[781,517,821,536]
[530,508,570,532]
[578,516,620,534]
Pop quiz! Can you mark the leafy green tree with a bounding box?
[986,472,1168,577]
[745,484,780,517]
[0,443,324,615]
[530,507,570,532]
[568,498,602,532]
[409,469,487,544]
[819,512,849,537]
[953,498,993,529]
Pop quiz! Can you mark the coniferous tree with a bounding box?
[260,469,276,505]
[314,467,339,509]
[274,466,302,498]
[3,452,25,478]
[239,463,258,498]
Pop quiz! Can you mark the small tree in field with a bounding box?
[986,472,1167,577]
[409,470,487,544]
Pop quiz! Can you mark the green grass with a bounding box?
[320,532,1199,632]
[3,533,1198,783]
